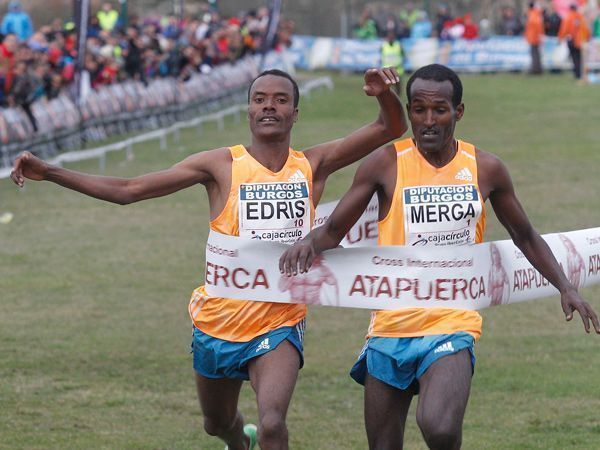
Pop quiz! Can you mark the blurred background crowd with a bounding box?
[352,1,599,41]
[0,0,294,117]
[0,0,598,122]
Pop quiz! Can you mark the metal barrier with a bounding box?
[0,51,298,174]
[0,75,334,179]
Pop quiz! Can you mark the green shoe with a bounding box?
[224,423,258,450]
[243,423,257,450]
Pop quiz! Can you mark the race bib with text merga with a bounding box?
[239,181,311,244]
[403,185,482,247]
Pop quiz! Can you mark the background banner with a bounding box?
[204,224,600,311]
[287,35,600,73]
[313,196,379,247]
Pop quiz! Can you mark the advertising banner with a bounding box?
[205,198,600,310]
[288,35,590,72]
[314,196,379,247]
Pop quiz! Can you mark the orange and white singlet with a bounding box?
[189,145,314,342]
[369,138,486,339]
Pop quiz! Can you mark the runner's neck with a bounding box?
[416,138,458,168]
[246,142,291,172]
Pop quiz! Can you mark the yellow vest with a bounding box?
[381,41,404,75]
[97,10,119,31]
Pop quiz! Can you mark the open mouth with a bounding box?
[258,116,279,123]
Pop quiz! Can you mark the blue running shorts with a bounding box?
[192,320,306,380]
[350,332,475,391]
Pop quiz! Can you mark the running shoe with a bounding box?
[224,423,258,450]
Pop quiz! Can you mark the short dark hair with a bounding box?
[247,69,300,108]
[406,64,463,108]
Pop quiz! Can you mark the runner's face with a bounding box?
[248,75,298,140]
[408,78,464,154]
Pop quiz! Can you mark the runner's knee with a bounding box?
[417,416,461,450]
[203,413,238,438]
[258,412,287,445]
[367,432,404,450]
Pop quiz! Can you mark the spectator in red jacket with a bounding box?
[462,13,479,40]
[0,33,17,92]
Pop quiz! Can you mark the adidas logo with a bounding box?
[288,169,306,182]
[434,341,455,354]
[256,338,270,352]
[455,167,473,182]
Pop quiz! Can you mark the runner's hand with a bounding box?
[279,239,318,276]
[561,288,600,334]
[363,68,401,97]
[11,151,48,187]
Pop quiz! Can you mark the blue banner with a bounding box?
[288,35,586,73]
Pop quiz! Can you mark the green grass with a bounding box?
[1,72,599,449]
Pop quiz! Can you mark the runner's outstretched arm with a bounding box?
[280,150,384,276]
[483,152,600,333]
[305,68,407,185]
[10,149,221,205]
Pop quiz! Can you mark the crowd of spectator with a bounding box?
[353,1,600,42]
[353,2,484,41]
[1,0,599,129]
[0,0,294,127]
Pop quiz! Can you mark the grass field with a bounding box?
[1,72,599,450]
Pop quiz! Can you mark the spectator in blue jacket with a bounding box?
[410,11,433,39]
[0,1,33,42]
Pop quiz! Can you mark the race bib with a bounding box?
[239,181,311,244]
[403,185,482,247]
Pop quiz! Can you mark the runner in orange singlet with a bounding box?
[11,68,407,450]
[280,64,599,450]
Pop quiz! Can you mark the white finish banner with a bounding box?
[314,196,379,247]
[204,223,600,310]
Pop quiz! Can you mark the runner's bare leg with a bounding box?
[364,373,414,449]
[195,373,249,450]
[248,340,301,450]
[416,349,472,450]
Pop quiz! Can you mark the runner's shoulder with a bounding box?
[174,147,233,183]
[201,146,233,159]
[475,147,513,193]
[184,146,233,166]
[475,147,507,176]
[355,143,397,179]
